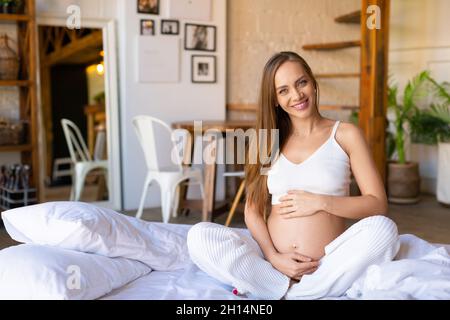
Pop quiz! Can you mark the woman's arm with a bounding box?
[244,200,278,260]
[321,123,388,219]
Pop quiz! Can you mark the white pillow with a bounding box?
[0,244,151,300]
[1,201,190,271]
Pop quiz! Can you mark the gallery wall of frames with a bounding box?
[137,0,216,84]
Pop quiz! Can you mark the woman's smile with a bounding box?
[291,98,309,111]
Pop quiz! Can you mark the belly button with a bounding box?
[292,244,297,249]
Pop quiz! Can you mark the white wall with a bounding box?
[117,0,226,210]
[389,0,450,194]
[36,0,117,19]
[35,0,226,211]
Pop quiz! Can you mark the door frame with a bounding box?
[36,16,122,210]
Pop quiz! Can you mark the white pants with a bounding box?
[187,215,400,300]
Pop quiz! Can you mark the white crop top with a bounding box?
[267,121,351,205]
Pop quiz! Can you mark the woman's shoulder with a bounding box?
[321,118,361,137]
[336,120,361,134]
[334,120,365,155]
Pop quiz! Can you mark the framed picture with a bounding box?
[161,20,179,35]
[140,19,155,35]
[191,55,216,83]
[184,23,216,52]
[137,0,159,14]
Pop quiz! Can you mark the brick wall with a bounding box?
[226,0,360,121]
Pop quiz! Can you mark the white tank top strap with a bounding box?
[330,120,340,139]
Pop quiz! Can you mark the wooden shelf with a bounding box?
[0,80,31,87]
[226,104,359,112]
[320,105,359,111]
[0,13,30,22]
[303,40,361,50]
[227,103,257,112]
[0,1,40,201]
[335,10,361,24]
[315,73,360,79]
[0,144,32,152]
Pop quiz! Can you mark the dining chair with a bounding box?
[132,115,204,223]
[61,119,109,201]
[223,171,245,227]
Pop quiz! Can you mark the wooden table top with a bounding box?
[172,120,255,132]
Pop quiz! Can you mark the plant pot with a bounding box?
[410,143,438,194]
[387,161,421,204]
[437,142,450,206]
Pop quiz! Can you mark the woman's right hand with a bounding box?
[268,252,319,280]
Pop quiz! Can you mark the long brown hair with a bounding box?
[245,51,320,220]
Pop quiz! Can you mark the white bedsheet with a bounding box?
[101,222,450,300]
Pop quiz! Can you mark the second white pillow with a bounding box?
[0,244,151,300]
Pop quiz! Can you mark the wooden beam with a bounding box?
[0,13,31,21]
[43,30,102,66]
[359,0,390,184]
[335,10,361,24]
[226,104,359,112]
[38,26,54,182]
[227,103,257,111]
[29,0,40,198]
[303,40,360,50]
[315,73,360,79]
[0,80,31,86]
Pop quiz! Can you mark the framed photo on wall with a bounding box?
[184,23,216,51]
[191,55,216,83]
[161,20,179,35]
[137,0,159,14]
[141,19,155,35]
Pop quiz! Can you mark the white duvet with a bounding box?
[101,225,450,300]
[346,234,450,299]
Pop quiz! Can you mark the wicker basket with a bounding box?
[0,34,20,80]
[0,119,25,145]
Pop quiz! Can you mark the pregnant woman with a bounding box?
[187,51,400,300]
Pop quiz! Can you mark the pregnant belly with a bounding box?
[267,207,346,260]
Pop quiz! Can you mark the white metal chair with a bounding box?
[132,115,204,223]
[61,119,109,201]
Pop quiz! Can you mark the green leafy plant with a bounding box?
[410,108,450,144]
[428,79,450,140]
[413,77,450,143]
[388,71,431,164]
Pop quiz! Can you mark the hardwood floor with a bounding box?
[1,193,449,250]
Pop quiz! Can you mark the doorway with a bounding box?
[37,18,121,210]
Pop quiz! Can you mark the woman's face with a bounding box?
[274,60,316,119]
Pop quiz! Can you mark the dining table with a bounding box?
[171,120,255,222]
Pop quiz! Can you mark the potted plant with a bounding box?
[387,71,431,204]
[427,79,450,206]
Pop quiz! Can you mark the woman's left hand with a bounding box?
[275,190,324,218]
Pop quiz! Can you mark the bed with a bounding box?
[1,202,449,300]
